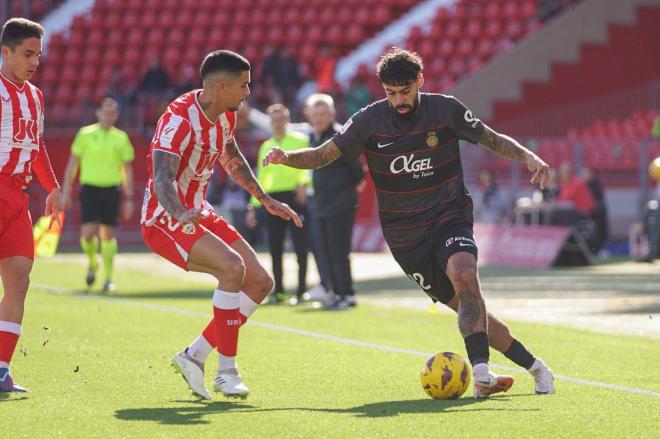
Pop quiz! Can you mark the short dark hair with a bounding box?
[1,18,44,50]
[200,50,251,82]
[376,47,423,86]
[98,96,119,110]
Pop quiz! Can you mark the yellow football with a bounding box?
[420,352,471,399]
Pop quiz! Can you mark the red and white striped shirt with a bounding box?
[0,73,58,191]
[141,90,237,225]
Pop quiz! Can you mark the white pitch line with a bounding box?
[32,283,660,398]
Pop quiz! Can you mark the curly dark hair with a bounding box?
[376,47,424,86]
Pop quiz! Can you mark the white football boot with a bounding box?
[473,372,515,398]
[171,349,212,400]
[214,368,249,398]
[529,359,556,394]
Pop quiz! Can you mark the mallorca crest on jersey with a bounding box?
[14,117,38,148]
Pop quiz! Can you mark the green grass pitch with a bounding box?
[1,255,658,438]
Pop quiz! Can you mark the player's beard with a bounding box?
[393,94,420,121]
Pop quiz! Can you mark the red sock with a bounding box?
[212,291,241,356]
[0,322,21,364]
[202,313,248,348]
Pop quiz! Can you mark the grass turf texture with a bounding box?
[1,256,658,438]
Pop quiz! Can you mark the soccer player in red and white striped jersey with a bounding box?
[141,50,301,399]
[0,18,62,393]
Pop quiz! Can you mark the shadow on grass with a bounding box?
[115,395,539,425]
[303,395,541,417]
[0,392,29,403]
[115,400,255,425]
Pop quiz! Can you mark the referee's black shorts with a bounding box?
[80,185,120,226]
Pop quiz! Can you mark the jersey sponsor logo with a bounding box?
[159,126,177,147]
[390,154,432,174]
[407,272,431,290]
[445,236,476,248]
[338,117,353,134]
[377,141,394,149]
[426,131,439,147]
[463,110,480,128]
[13,118,39,147]
[1,95,10,103]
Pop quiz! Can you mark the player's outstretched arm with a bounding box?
[478,124,550,189]
[220,139,302,227]
[263,139,342,170]
[152,150,201,225]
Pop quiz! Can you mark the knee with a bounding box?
[4,273,30,300]
[449,265,478,292]
[257,273,274,295]
[214,255,246,287]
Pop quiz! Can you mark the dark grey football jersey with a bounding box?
[332,93,485,250]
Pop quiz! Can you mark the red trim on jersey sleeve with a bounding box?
[33,137,59,192]
[151,112,192,157]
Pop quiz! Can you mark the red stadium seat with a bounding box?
[67,31,85,49]
[265,27,285,46]
[167,30,186,46]
[107,30,124,46]
[189,28,206,46]
[88,29,103,47]
[123,12,139,29]
[127,30,143,47]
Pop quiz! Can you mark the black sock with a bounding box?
[504,339,536,369]
[464,332,489,366]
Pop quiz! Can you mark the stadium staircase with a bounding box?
[452,0,660,127]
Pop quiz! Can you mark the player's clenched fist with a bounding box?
[263,147,288,166]
[177,208,203,226]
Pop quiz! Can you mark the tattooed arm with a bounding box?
[220,139,303,227]
[152,150,189,221]
[479,124,551,189]
[262,139,342,169]
[218,138,267,202]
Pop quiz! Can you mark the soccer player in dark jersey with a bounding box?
[264,48,555,398]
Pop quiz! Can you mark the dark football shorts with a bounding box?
[390,217,478,304]
[80,185,121,226]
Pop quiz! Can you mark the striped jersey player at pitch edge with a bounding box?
[0,18,62,395]
[264,47,556,398]
[141,49,301,400]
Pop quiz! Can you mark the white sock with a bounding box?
[240,291,259,319]
[0,361,9,369]
[472,362,490,379]
[218,353,236,372]
[528,358,546,373]
[187,335,213,362]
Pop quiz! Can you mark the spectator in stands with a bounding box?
[138,57,170,96]
[653,115,660,139]
[345,75,372,117]
[174,66,198,97]
[247,104,310,304]
[315,46,337,93]
[557,162,594,215]
[540,168,559,202]
[274,46,301,108]
[580,167,608,253]
[474,170,507,225]
[306,93,364,309]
